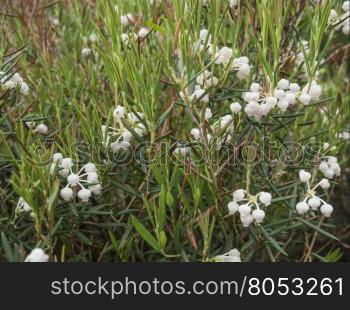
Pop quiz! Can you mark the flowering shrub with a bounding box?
[0,0,349,262]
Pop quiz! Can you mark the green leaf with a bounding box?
[297,218,339,241]
[194,187,201,208]
[145,21,165,33]
[166,191,174,208]
[111,180,142,198]
[1,233,14,262]
[131,216,161,253]
[159,231,167,249]
[260,226,288,256]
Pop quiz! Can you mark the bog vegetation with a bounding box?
[0,0,349,262]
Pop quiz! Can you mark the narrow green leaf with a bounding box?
[131,215,161,252]
[297,217,339,241]
[260,226,288,256]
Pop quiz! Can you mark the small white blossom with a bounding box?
[240,214,254,227]
[173,146,191,156]
[25,248,49,262]
[252,209,265,223]
[238,203,251,216]
[191,128,201,140]
[289,83,300,93]
[232,57,250,80]
[34,124,48,135]
[199,29,211,44]
[229,0,238,9]
[299,170,311,182]
[190,87,209,103]
[78,188,92,202]
[296,201,309,214]
[233,190,246,202]
[277,78,290,90]
[88,33,98,43]
[205,108,212,120]
[81,47,92,58]
[308,197,321,210]
[258,192,272,206]
[214,47,233,65]
[120,14,134,27]
[228,201,239,215]
[138,27,150,38]
[60,187,74,201]
[230,102,242,113]
[113,105,125,120]
[16,197,32,213]
[319,178,330,190]
[299,93,312,105]
[320,204,333,217]
[214,248,241,262]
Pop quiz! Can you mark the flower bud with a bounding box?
[296,201,309,214]
[259,192,272,206]
[60,187,74,201]
[228,201,239,215]
[78,188,92,202]
[320,204,333,217]
[252,209,265,223]
[299,170,311,182]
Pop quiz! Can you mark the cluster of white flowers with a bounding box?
[214,48,250,79]
[0,72,29,95]
[196,70,219,90]
[213,248,241,262]
[300,80,322,103]
[25,248,49,262]
[50,153,101,202]
[296,170,333,217]
[102,106,146,153]
[190,112,234,149]
[227,189,272,227]
[180,69,220,104]
[241,78,322,120]
[318,156,341,179]
[242,82,275,120]
[119,8,150,40]
[196,28,250,80]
